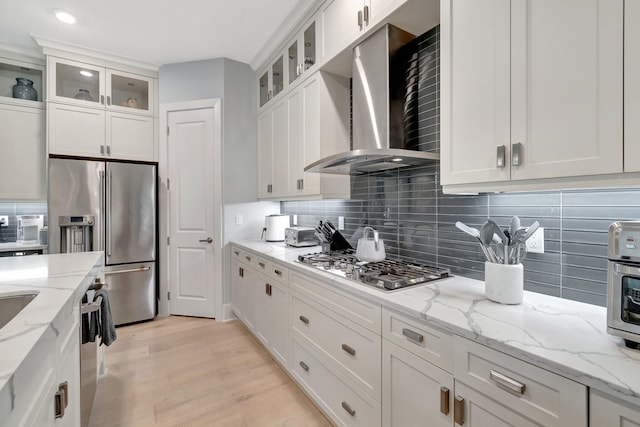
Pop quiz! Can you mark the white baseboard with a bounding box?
[219,303,237,322]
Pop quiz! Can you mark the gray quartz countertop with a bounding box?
[232,240,640,407]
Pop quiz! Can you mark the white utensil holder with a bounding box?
[484,262,523,304]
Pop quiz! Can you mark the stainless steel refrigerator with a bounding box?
[49,157,157,326]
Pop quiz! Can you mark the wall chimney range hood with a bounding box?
[305,24,439,175]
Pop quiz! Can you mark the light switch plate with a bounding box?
[292,214,298,226]
[235,214,243,225]
[0,216,7,227]
[338,216,344,230]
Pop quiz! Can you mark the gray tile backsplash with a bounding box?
[281,26,632,307]
[0,202,47,243]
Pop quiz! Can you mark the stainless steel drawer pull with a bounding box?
[258,262,266,268]
[490,370,526,395]
[245,256,251,262]
[342,401,356,417]
[274,269,283,276]
[402,328,424,343]
[341,344,356,356]
[299,315,309,325]
[299,361,309,372]
[454,395,464,425]
[234,250,239,256]
[239,267,244,278]
[440,386,450,415]
[54,389,65,418]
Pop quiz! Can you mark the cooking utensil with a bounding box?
[510,216,521,238]
[521,221,540,242]
[485,219,509,264]
[457,221,498,263]
[356,227,386,262]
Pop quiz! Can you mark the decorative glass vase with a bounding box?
[12,78,37,101]
[74,89,94,101]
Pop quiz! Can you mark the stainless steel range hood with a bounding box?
[305,24,439,175]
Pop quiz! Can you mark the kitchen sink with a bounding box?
[0,293,37,329]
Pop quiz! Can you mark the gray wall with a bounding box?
[281,27,628,307]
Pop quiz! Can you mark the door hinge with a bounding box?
[167,291,171,300]
[167,236,170,245]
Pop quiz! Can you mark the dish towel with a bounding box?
[95,288,117,346]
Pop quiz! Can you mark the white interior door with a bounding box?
[168,107,216,318]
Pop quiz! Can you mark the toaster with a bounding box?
[285,227,318,247]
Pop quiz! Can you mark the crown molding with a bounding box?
[0,41,44,63]
[31,34,159,72]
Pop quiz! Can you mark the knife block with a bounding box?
[329,230,353,251]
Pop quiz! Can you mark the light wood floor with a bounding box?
[89,316,332,427]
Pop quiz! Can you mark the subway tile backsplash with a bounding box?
[0,202,47,243]
[281,25,632,307]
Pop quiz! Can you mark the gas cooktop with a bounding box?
[297,250,450,291]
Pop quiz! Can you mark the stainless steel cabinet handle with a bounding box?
[245,255,251,262]
[107,95,111,106]
[100,95,105,105]
[239,267,244,278]
[490,370,526,394]
[299,179,303,190]
[258,262,266,268]
[402,328,424,343]
[299,315,309,324]
[363,5,369,25]
[234,250,239,256]
[104,266,151,275]
[497,145,506,168]
[357,10,363,29]
[199,237,213,243]
[100,145,105,155]
[267,184,273,193]
[512,142,523,166]
[341,344,356,356]
[454,395,464,425]
[299,361,309,372]
[440,387,450,415]
[274,269,283,276]
[265,283,270,295]
[54,389,65,418]
[60,381,69,409]
[106,145,111,156]
[342,401,356,417]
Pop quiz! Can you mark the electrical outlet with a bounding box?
[235,214,243,225]
[0,216,7,227]
[525,227,545,254]
[292,214,298,226]
[338,216,344,230]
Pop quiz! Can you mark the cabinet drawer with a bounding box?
[453,336,587,427]
[382,308,453,373]
[231,246,256,268]
[291,271,381,333]
[256,256,289,283]
[292,292,381,400]
[291,339,381,427]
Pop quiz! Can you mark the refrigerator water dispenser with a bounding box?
[59,215,95,253]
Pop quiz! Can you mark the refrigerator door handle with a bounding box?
[107,170,112,257]
[99,170,105,252]
[104,267,152,275]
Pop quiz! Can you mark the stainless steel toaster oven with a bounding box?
[285,227,318,248]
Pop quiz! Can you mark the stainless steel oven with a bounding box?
[607,221,640,348]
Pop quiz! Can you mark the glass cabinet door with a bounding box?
[303,22,317,72]
[272,56,284,98]
[51,58,103,106]
[106,70,153,115]
[0,58,44,105]
[259,71,269,107]
[288,40,299,84]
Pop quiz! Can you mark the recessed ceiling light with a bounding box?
[79,70,93,77]
[391,158,403,162]
[55,9,77,24]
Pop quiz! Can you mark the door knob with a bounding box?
[199,237,213,243]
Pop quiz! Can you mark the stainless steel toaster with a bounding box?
[285,227,318,247]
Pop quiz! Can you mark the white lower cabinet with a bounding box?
[291,338,381,427]
[590,389,640,427]
[453,336,587,427]
[255,272,290,367]
[382,340,453,427]
[231,258,256,332]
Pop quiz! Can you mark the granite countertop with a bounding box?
[233,240,640,407]
[0,252,103,409]
[0,242,48,253]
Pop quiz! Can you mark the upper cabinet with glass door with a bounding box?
[258,53,285,108]
[47,56,154,116]
[288,21,318,85]
[0,56,45,108]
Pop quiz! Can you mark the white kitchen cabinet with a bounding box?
[258,53,285,108]
[590,389,640,427]
[0,104,46,200]
[255,272,290,367]
[382,340,453,427]
[258,71,350,201]
[0,55,45,107]
[441,0,623,188]
[231,258,257,332]
[625,0,640,173]
[453,336,587,427]
[46,55,158,161]
[287,19,318,86]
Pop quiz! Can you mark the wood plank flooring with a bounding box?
[89,316,332,427]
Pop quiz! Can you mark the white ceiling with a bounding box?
[0,0,315,68]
